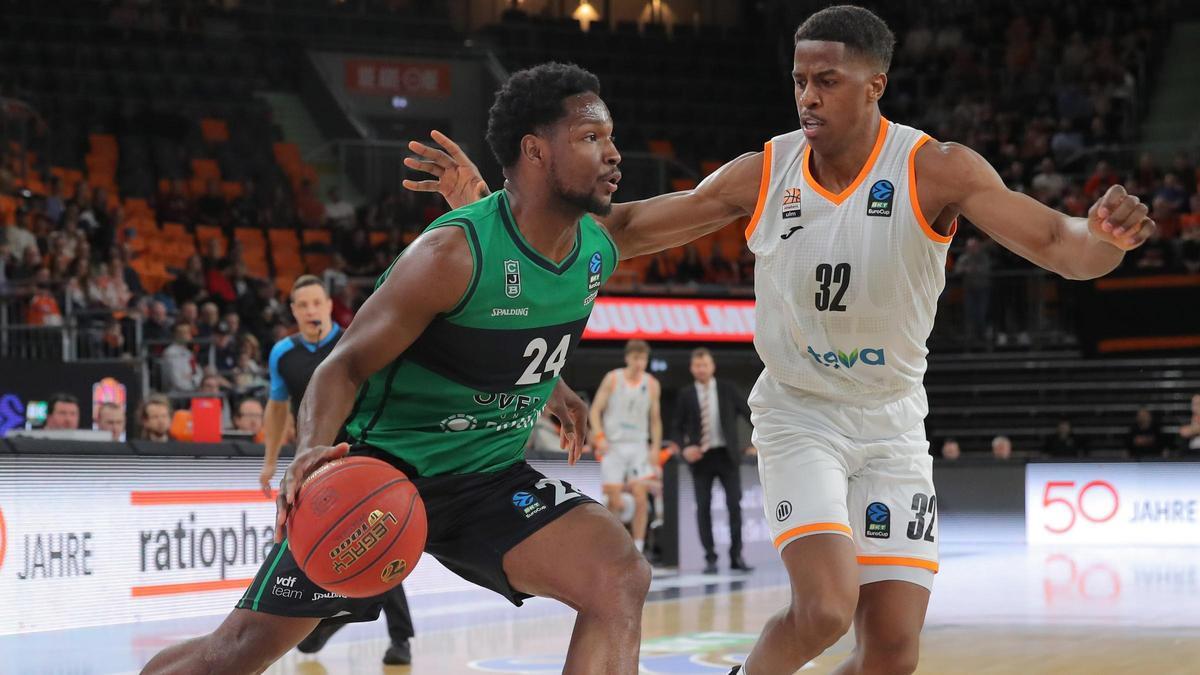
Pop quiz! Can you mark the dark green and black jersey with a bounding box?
[344,190,618,476]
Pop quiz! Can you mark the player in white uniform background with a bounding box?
[589,339,662,554]
[402,4,1154,670]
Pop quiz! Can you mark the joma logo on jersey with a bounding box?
[504,259,522,298]
[806,345,887,369]
[866,180,894,217]
[781,187,802,219]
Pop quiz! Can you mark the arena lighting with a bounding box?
[572,0,600,32]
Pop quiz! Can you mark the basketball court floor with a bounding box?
[3,519,1199,674]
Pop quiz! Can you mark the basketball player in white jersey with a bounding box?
[589,339,662,553]
[402,7,1154,671]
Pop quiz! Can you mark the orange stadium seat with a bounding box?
[369,231,389,247]
[221,181,244,201]
[200,118,230,143]
[190,158,221,181]
[647,139,675,159]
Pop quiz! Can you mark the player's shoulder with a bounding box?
[914,138,992,190]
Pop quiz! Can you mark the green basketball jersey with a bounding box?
[344,190,618,476]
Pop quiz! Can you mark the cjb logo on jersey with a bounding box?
[504,260,522,298]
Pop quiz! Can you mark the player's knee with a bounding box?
[204,614,283,673]
[860,633,919,675]
[790,595,854,648]
[587,547,651,613]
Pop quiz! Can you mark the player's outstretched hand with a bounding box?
[547,379,589,465]
[1088,184,1155,251]
[274,442,351,543]
[402,130,491,210]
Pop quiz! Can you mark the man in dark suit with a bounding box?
[672,347,754,574]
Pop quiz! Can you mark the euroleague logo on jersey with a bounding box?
[781,187,802,219]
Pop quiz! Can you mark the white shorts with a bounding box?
[750,372,938,590]
[600,442,654,486]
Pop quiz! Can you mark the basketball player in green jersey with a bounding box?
[142,63,647,674]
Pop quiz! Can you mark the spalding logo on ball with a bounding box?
[287,456,427,598]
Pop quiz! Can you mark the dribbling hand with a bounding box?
[258,461,276,499]
[1088,184,1155,251]
[402,130,490,210]
[273,442,350,543]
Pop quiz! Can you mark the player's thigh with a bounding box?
[849,443,938,590]
[503,501,648,608]
[628,478,650,502]
[601,482,624,507]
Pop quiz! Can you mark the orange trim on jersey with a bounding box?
[908,135,954,244]
[857,555,939,573]
[773,522,853,548]
[744,141,773,241]
[801,117,890,206]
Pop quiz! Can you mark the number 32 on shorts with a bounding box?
[907,493,937,542]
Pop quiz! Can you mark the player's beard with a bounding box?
[550,165,612,216]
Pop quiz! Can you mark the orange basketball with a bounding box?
[287,456,426,598]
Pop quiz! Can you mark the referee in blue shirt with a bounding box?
[260,275,414,665]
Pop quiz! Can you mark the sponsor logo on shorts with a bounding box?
[440,413,478,432]
[866,179,894,217]
[511,491,547,519]
[271,575,302,599]
[865,502,891,539]
[775,501,793,522]
[312,591,346,602]
[807,346,886,369]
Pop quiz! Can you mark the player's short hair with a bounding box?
[625,340,650,356]
[290,275,325,301]
[794,4,895,73]
[486,62,602,168]
[690,347,713,361]
[47,392,79,415]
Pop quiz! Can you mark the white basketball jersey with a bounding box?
[746,118,954,408]
[602,369,652,443]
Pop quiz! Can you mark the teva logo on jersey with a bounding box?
[867,180,894,217]
[504,259,522,298]
[781,187,802,219]
[806,345,886,369]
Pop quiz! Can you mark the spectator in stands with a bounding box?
[1043,419,1085,459]
[222,311,243,339]
[991,435,1013,461]
[341,228,375,275]
[25,275,63,326]
[138,393,172,442]
[161,323,203,392]
[177,300,199,336]
[940,439,961,461]
[705,243,737,285]
[160,181,190,224]
[322,253,349,296]
[1180,394,1200,453]
[2,206,38,261]
[199,373,233,429]
[110,249,144,297]
[7,246,42,286]
[44,176,66,224]
[324,187,355,229]
[96,401,126,441]
[43,393,80,430]
[207,322,239,373]
[100,317,127,357]
[63,257,90,310]
[1084,161,1119,200]
[675,245,705,284]
[956,237,992,343]
[196,179,225,225]
[88,261,132,311]
[232,397,264,439]
[331,284,357,328]
[296,179,326,228]
[1031,158,1066,202]
[169,255,208,306]
[196,301,220,338]
[1127,408,1166,459]
[644,255,672,284]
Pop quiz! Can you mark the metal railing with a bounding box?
[0,292,143,362]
